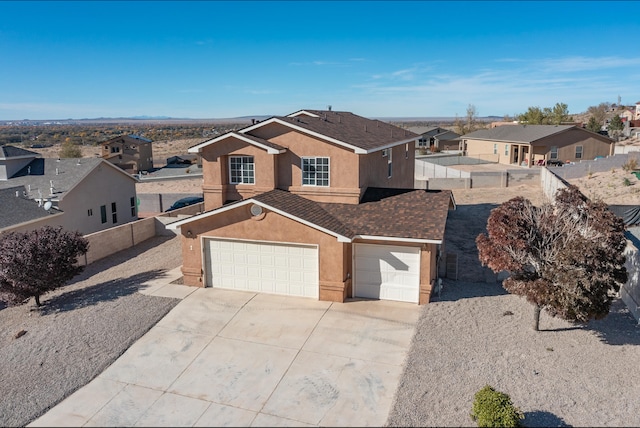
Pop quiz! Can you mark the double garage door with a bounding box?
[353,243,421,303]
[204,238,420,303]
[204,238,319,298]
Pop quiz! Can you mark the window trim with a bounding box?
[387,147,393,178]
[301,156,330,187]
[550,146,558,160]
[575,145,583,159]
[229,155,255,185]
[493,144,498,155]
[504,144,509,156]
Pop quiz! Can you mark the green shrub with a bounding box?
[470,385,524,427]
[624,178,631,186]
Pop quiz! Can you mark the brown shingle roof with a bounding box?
[321,188,453,242]
[256,188,453,242]
[246,109,420,153]
[252,189,354,239]
[169,187,453,243]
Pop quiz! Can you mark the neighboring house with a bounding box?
[0,147,139,235]
[0,186,64,233]
[409,126,461,152]
[168,109,455,305]
[101,134,154,174]
[635,102,640,121]
[462,125,615,167]
[621,109,635,123]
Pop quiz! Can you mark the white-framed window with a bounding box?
[302,157,329,186]
[382,148,389,157]
[493,144,498,155]
[405,143,409,159]
[229,156,255,184]
[387,147,393,178]
[504,144,509,156]
[550,146,558,160]
[575,145,583,159]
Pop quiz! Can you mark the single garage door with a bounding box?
[204,238,319,298]
[353,243,420,303]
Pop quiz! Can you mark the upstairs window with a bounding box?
[302,157,329,186]
[229,156,255,184]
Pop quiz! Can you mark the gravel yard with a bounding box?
[0,236,183,427]
[2,177,639,427]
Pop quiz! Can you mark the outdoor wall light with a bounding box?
[186,230,193,238]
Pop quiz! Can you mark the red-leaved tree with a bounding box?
[476,185,628,330]
[0,226,89,307]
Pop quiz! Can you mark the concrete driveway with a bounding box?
[29,278,421,427]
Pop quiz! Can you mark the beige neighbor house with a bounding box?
[101,134,154,174]
[409,126,461,152]
[0,145,139,235]
[462,124,615,167]
[168,109,455,305]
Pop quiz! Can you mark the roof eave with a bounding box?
[187,132,285,154]
[240,117,369,154]
[166,199,352,243]
[354,235,442,244]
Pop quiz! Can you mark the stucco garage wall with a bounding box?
[180,205,351,302]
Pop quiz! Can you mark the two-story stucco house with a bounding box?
[0,145,139,235]
[101,134,154,174]
[168,109,455,305]
[462,124,615,167]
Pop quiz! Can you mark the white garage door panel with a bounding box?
[205,238,319,298]
[354,243,420,303]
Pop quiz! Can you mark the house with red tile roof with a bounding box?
[168,109,455,304]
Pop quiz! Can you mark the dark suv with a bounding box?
[165,196,204,212]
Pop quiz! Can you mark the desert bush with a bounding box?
[623,158,638,172]
[470,385,524,427]
[623,178,631,186]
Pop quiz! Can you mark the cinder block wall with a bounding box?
[80,217,157,265]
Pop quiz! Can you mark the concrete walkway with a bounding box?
[29,269,421,427]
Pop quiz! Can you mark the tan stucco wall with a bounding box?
[201,137,278,210]
[199,123,417,208]
[59,163,138,235]
[358,142,415,190]
[180,205,351,302]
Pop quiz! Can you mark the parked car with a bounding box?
[546,160,564,167]
[165,196,204,212]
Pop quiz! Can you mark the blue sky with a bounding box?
[1,1,639,120]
